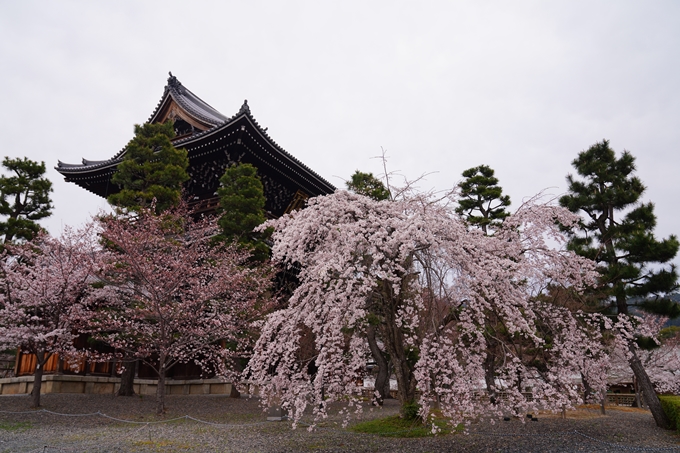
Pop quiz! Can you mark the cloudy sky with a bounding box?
[1,1,678,265]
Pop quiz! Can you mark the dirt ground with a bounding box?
[1,394,679,452]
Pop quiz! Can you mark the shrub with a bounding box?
[659,395,680,431]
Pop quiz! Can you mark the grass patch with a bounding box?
[132,440,193,450]
[0,421,32,432]
[350,415,459,438]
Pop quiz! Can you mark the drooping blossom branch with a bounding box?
[247,189,600,429]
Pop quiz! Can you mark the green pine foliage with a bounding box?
[559,140,679,316]
[217,163,269,262]
[108,121,189,214]
[0,157,53,243]
[456,165,510,235]
[346,171,391,201]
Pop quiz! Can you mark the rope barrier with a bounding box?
[0,408,272,428]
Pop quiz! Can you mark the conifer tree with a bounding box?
[346,170,391,201]
[0,157,53,243]
[559,139,679,429]
[217,163,269,262]
[456,165,510,234]
[456,164,510,403]
[108,121,189,213]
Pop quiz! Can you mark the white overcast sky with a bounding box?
[1,1,678,266]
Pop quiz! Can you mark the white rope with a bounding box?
[0,408,271,427]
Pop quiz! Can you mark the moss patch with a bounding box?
[0,421,32,432]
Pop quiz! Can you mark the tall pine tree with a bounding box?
[0,157,53,243]
[455,164,510,403]
[456,165,510,235]
[108,121,189,213]
[559,139,679,429]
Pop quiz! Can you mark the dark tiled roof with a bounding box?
[148,73,229,126]
[56,74,335,192]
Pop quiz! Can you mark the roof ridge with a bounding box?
[148,72,228,126]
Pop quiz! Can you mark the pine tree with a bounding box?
[217,163,269,262]
[455,165,510,403]
[456,165,510,235]
[346,170,391,201]
[108,121,189,213]
[0,157,53,243]
[559,139,679,429]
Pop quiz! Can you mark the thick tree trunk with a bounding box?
[382,359,392,400]
[484,340,497,404]
[628,344,670,429]
[367,325,390,405]
[633,375,642,408]
[375,271,418,419]
[581,372,593,404]
[156,358,167,415]
[31,349,46,408]
[381,316,417,418]
[230,357,243,398]
[117,359,137,397]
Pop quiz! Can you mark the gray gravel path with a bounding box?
[1,394,679,452]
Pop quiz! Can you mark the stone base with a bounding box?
[0,375,235,396]
[267,405,288,421]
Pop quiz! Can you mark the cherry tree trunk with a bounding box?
[628,343,670,429]
[484,340,498,404]
[117,359,137,397]
[382,359,393,400]
[230,357,243,398]
[367,325,390,405]
[31,349,48,408]
[382,316,417,418]
[156,358,167,415]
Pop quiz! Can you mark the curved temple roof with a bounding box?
[148,72,229,127]
[56,73,335,213]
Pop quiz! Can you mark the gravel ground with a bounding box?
[0,394,679,452]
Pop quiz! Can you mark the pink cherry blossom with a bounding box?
[86,205,274,414]
[247,190,602,429]
[0,225,102,407]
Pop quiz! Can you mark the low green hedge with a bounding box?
[659,395,680,431]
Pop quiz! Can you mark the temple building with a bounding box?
[7,74,336,388]
[56,72,335,216]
